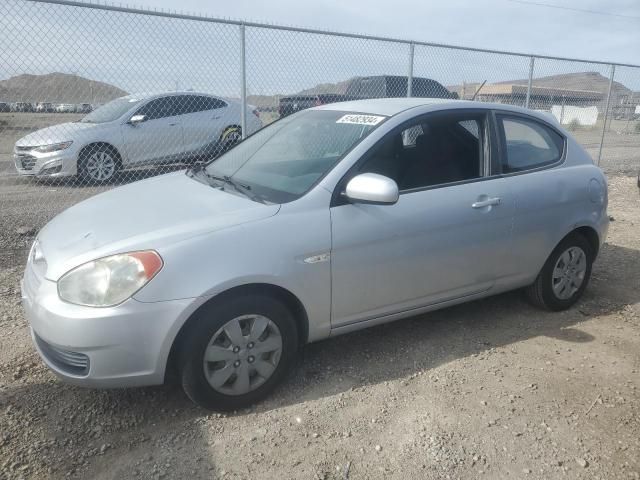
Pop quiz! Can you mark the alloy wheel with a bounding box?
[224,129,242,145]
[85,151,116,181]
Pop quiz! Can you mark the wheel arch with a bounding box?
[78,142,123,165]
[164,282,309,383]
[564,225,601,258]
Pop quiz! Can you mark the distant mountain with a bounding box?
[295,78,356,96]
[0,72,127,103]
[494,71,629,94]
[449,72,632,101]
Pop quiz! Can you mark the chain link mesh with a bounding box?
[1,0,639,265]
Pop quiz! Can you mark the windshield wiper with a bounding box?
[190,166,266,204]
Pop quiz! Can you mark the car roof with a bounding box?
[122,91,224,101]
[316,97,560,126]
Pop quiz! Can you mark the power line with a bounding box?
[505,0,640,21]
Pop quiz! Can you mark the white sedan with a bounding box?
[14,92,262,183]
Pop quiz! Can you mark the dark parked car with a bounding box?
[78,103,93,113]
[278,76,457,118]
[278,93,351,117]
[14,102,34,112]
[0,102,10,112]
[345,75,457,99]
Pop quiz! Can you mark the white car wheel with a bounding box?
[80,147,120,184]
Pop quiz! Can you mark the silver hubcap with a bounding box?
[552,246,587,300]
[203,314,282,396]
[85,151,116,181]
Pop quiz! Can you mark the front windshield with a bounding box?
[80,96,142,123]
[205,110,386,203]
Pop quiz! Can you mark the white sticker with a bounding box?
[336,114,386,126]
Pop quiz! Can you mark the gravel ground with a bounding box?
[0,175,638,479]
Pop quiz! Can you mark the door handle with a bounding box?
[472,197,501,208]
[169,122,178,126]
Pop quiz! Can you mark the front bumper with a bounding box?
[21,263,195,388]
[14,148,78,178]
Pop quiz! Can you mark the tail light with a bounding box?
[252,109,260,118]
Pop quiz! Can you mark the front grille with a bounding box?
[34,333,89,375]
[16,155,37,170]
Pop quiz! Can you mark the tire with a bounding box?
[78,145,120,184]
[217,126,242,156]
[526,233,594,311]
[180,293,298,411]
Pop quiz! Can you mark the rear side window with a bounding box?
[498,116,564,173]
[175,95,227,114]
[200,96,227,111]
[137,96,180,120]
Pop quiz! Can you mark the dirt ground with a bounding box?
[0,173,638,479]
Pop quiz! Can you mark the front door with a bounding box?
[122,96,185,165]
[330,111,515,327]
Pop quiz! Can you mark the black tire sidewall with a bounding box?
[180,294,298,411]
[539,234,594,311]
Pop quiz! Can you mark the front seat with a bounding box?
[400,129,437,189]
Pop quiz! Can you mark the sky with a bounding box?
[129,0,640,65]
[2,0,640,100]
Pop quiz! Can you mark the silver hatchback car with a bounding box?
[22,98,608,410]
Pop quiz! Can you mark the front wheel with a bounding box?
[78,145,120,184]
[526,233,594,311]
[180,294,298,410]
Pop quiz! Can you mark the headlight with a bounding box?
[33,141,73,153]
[58,251,163,307]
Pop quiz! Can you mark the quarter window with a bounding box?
[499,116,564,172]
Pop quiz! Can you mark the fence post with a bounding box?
[525,56,535,108]
[597,64,615,165]
[407,42,414,97]
[239,23,247,139]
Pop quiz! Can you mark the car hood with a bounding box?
[37,172,280,280]
[16,122,101,146]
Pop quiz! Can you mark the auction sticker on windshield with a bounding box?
[336,114,386,126]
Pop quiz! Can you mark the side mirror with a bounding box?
[344,173,399,205]
[128,114,146,125]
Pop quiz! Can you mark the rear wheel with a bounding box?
[217,126,242,156]
[526,233,593,311]
[79,145,120,184]
[180,294,298,410]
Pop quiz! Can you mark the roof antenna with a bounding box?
[470,80,487,101]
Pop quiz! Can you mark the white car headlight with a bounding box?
[58,251,163,307]
[33,141,73,153]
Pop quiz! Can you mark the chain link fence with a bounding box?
[1,0,639,265]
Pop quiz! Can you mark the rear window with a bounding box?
[499,116,565,173]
